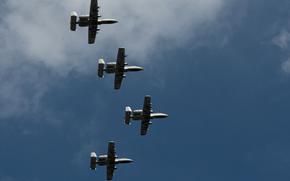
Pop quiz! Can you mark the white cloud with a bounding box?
[0,60,50,119]
[281,58,290,74]
[0,0,230,119]
[2,0,228,68]
[273,30,290,50]
[272,29,290,75]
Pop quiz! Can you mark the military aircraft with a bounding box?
[125,95,168,135]
[90,141,133,180]
[98,48,144,89]
[70,0,118,44]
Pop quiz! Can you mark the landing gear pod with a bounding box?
[125,106,132,125]
[70,11,78,31]
[98,59,105,78]
[90,152,97,170]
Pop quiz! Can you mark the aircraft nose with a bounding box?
[128,159,134,163]
[163,114,169,118]
[159,113,168,118]
[128,66,144,72]
[109,19,118,24]
[100,19,118,24]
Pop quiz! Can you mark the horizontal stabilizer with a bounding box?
[70,11,78,31]
[90,152,97,170]
[125,107,132,125]
[98,59,105,78]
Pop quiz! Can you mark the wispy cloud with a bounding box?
[1,0,228,68]
[272,30,290,50]
[0,60,50,119]
[281,58,290,74]
[272,29,290,74]
[0,0,229,120]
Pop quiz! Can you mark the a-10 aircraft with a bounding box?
[90,141,133,180]
[98,48,144,89]
[70,0,118,44]
[125,95,168,135]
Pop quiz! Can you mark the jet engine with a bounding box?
[98,59,105,78]
[125,106,132,125]
[70,11,78,31]
[90,152,97,170]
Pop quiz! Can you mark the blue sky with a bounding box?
[1,0,290,181]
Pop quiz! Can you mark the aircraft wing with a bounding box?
[114,48,126,89]
[106,141,116,180]
[106,164,115,180]
[107,141,116,162]
[143,96,152,116]
[141,120,150,136]
[89,0,99,19]
[140,96,152,135]
[114,74,123,89]
[88,0,99,44]
[88,26,97,44]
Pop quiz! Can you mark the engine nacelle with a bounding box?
[70,11,78,31]
[98,59,105,78]
[90,152,97,170]
[125,106,132,125]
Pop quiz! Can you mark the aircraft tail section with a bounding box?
[90,152,97,170]
[70,11,78,31]
[98,59,105,78]
[125,106,132,125]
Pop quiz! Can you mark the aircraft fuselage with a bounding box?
[77,15,118,27]
[104,63,143,74]
[94,155,133,166]
[131,110,168,121]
